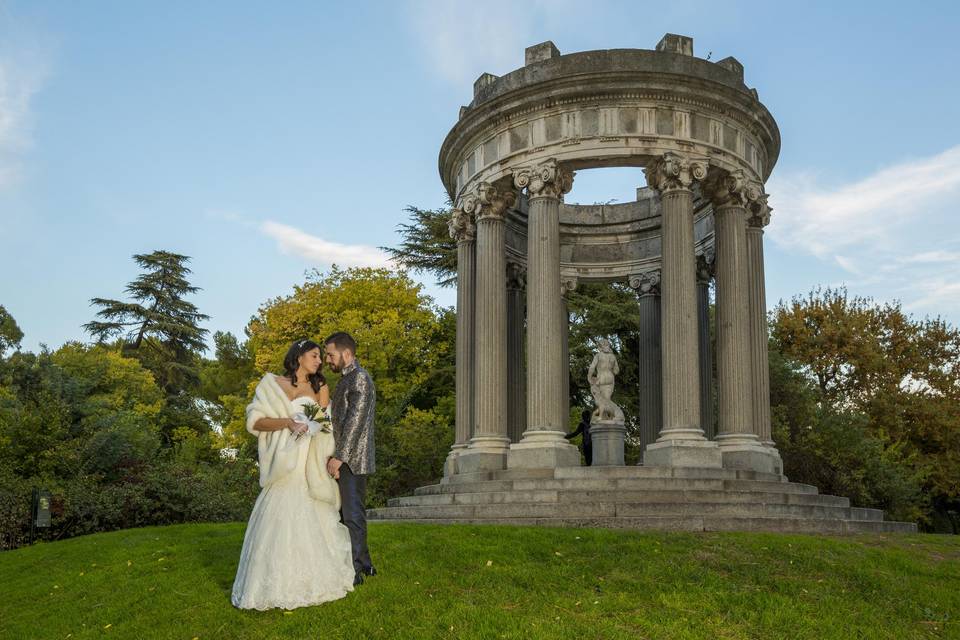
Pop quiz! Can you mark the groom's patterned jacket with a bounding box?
[331,360,376,475]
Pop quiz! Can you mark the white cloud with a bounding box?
[766,144,960,322]
[0,18,50,191]
[766,145,960,258]
[260,220,393,269]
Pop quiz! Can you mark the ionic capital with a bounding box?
[696,248,716,284]
[463,181,517,223]
[644,152,708,194]
[561,276,578,297]
[506,261,526,291]
[512,159,574,200]
[448,208,476,243]
[629,270,661,297]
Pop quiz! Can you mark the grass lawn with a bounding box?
[0,522,957,639]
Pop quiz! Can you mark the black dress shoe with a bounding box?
[353,572,364,586]
[362,566,377,577]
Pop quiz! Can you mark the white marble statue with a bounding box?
[588,338,624,422]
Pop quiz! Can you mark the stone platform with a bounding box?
[368,467,917,534]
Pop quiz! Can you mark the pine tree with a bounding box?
[84,251,209,392]
[381,206,458,287]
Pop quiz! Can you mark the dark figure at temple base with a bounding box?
[565,409,593,466]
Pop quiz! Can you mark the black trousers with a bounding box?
[338,464,372,574]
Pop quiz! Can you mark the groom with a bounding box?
[324,331,377,586]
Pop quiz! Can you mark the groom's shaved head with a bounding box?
[325,332,357,355]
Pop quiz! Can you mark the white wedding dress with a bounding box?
[232,390,356,610]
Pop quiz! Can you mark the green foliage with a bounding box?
[0,341,257,549]
[0,305,23,355]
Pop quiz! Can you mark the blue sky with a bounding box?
[2,0,959,353]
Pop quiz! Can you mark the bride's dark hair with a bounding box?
[282,339,326,393]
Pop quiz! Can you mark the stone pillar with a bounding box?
[706,170,777,474]
[508,160,581,469]
[642,152,722,468]
[560,277,576,430]
[444,208,477,476]
[746,193,783,474]
[630,271,662,459]
[458,181,517,474]
[506,262,527,444]
[696,249,716,440]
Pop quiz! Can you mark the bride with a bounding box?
[231,339,356,610]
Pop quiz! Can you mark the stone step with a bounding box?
[368,516,917,535]
[390,489,851,509]
[443,466,787,485]
[370,500,876,522]
[552,466,785,483]
[415,476,819,497]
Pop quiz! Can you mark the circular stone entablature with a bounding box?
[440,34,780,204]
[441,34,779,284]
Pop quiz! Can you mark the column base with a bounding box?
[643,438,723,468]
[443,444,468,477]
[507,430,581,469]
[458,436,510,474]
[591,420,626,466]
[716,434,780,474]
[654,427,710,441]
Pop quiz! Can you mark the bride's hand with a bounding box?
[286,418,307,435]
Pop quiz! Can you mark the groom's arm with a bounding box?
[332,371,375,466]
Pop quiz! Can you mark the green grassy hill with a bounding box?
[1,523,957,639]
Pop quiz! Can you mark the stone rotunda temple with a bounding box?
[369,35,916,533]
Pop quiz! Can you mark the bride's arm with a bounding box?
[253,417,300,433]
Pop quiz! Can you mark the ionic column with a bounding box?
[506,261,527,444]
[705,170,776,474]
[746,193,783,474]
[630,271,662,458]
[444,208,476,476]
[458,181,517,474]
[696,249,716,440]
[642,152,721,468]
[508,160,581,469]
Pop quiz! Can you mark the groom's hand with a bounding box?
[326,457,343,478]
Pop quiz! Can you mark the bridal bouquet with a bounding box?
[294,402,332,441]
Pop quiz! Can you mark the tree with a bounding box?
[771,287,960,530]
[84,251,210,393]
[198,331,257,452]
[382,206,458,287]
[0,306,23,356]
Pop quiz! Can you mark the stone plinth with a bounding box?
[507,430,581,469]
[643,439,722,468]
[591,419,626,466]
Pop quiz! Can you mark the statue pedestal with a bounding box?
[591,419,626,466]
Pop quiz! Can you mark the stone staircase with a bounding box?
[368,466,917,534]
